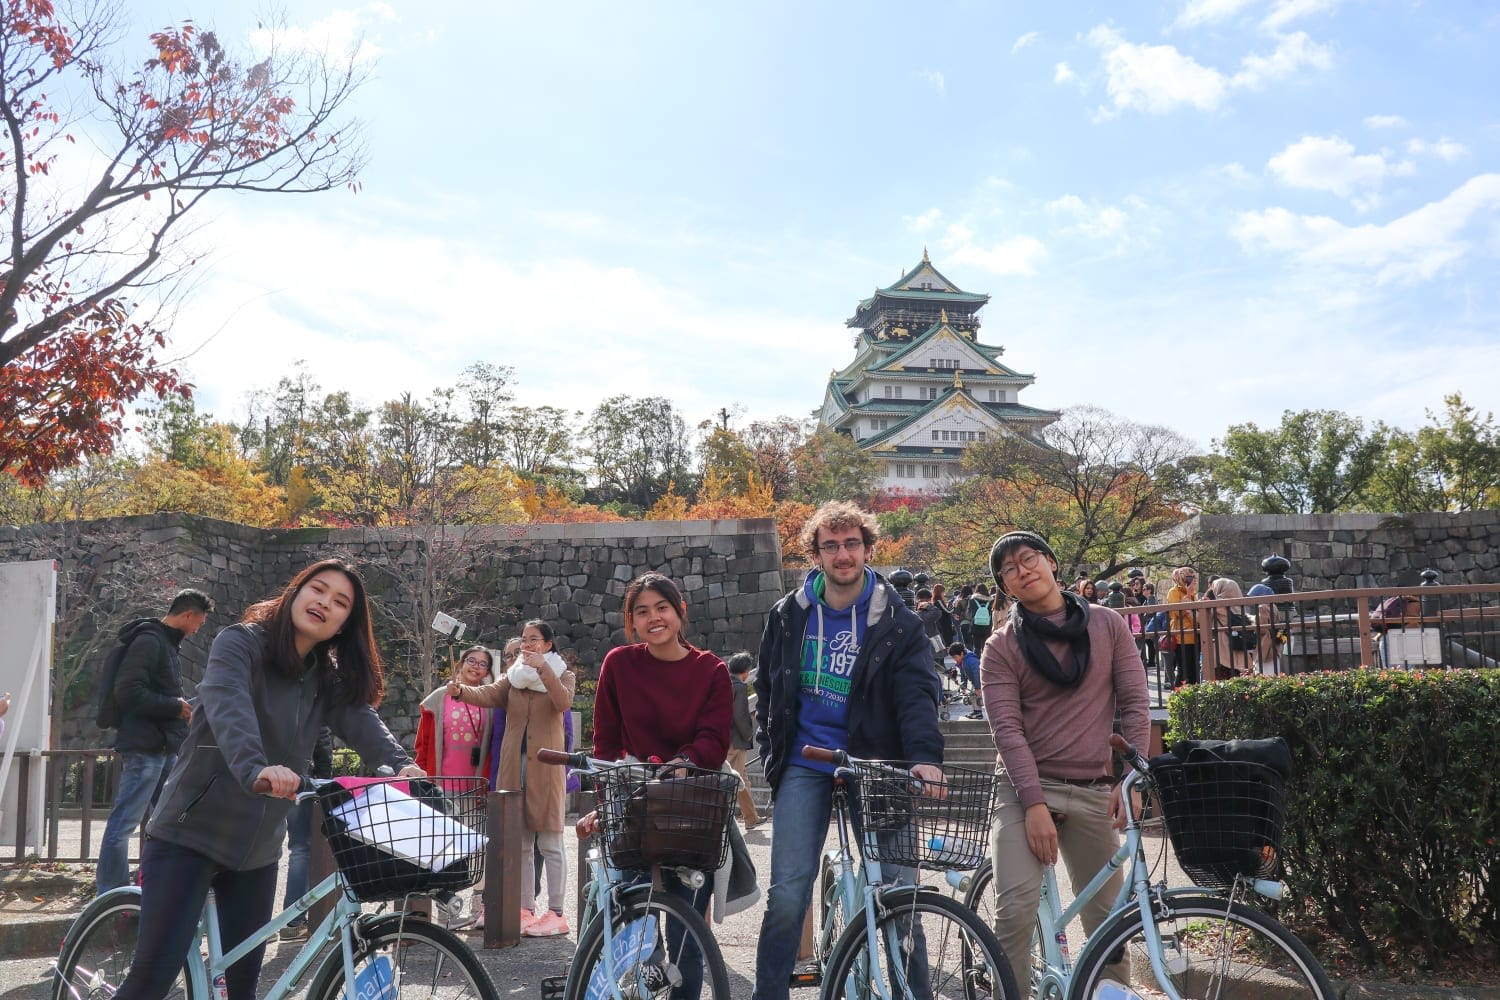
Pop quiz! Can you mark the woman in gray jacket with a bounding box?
[116,558,424,1000]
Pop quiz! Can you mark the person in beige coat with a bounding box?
[1206,577,1255,678]
[450,619,576,938]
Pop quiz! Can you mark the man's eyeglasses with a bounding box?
[817,539,866,555]
[998,549,1046,580]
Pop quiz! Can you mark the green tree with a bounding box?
[584,395,691,509]
[790,427,878,503]
[743,416,807,499]
[697,426,757,493]
[497,403,577,478]
[1369,393,1500,512]
[452,362,514,468]
[934,406,1193,580]
[1214,409,1386,514]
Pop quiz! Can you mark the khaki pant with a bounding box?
[987,776,1126,988]
[727,748,761,825]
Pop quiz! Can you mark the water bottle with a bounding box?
[1054,927,1071,969]
[213,973,228,1000]
[928,834,982,859]
[943,868,971,892]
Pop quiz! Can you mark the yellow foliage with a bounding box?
[646,483,690,521]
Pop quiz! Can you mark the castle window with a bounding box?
[893,462,916,479]
[922,463,940,478]
[978,432,987,441]
[988,389,999,401]
[931,430,940,441]
[924,387,939,400]
[883,385,904,399]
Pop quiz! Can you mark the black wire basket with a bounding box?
[1151,759,1286,889]
[595,763,737,872]
[846,760,997,871]
[317,777,487,902]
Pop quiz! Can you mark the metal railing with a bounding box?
[2,748,140,863]
[1130,582,1500,707]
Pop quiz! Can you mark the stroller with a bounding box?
[937,655,985,721]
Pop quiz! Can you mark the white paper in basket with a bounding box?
[329,783,488,872]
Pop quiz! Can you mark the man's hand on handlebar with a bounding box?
[396,764,427,779]
[911,762,948,799]
[256,765,301,800]
[576,809,600,839]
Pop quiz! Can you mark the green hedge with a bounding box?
[1166,668,1500,971]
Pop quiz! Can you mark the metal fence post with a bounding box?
[308,798,337,930]
[482,789,522,949]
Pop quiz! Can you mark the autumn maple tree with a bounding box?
[0,1,366,484]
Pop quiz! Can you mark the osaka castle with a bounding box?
[817,251,1059,491]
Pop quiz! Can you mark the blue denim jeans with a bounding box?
[280,799,314,924]
[752,765,834,1000]
[751,765,929,1000]
[96,752,173,895]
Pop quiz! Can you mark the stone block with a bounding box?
[569,574,590,587]
[580,605,604,625]
[613,564,634,582]
[558,602,582,622]
[684,574,704,591]
[704,556,726,575]
[708,582,724,599]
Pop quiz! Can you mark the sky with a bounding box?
[95,0,1500,453]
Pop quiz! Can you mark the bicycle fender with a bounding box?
[1064,893,1228,1000]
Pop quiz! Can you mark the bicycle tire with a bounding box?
[564,884,729,1000]
[306,913,497,1000]
[960,861,1058,1000]
[823,887,1020,1000]
[817,852,848,967]
[51,887,194,1000]
[1068,894,1336,1000]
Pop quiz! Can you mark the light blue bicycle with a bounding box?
[956,736,1336,1000]
[51,775,496,1000]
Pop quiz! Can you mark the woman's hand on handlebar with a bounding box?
[256,765,301,799]
[576,809,600,839]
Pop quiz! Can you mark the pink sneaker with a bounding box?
[523,910,569,938]
[519,910,539,934]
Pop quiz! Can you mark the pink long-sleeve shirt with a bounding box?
[980,604,1151,810]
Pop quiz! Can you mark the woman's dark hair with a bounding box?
[243,558,384,707]
[457,645,494,680]
[522,619,556,652]
[622,572,690,649]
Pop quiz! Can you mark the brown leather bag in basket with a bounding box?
[610,772,736,871]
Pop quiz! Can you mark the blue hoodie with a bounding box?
[791,567,876,773]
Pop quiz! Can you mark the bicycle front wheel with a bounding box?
[307,913,497,1000]
[1069,894,1336,1000]
[51,888,193,1000]
[565,885,728,1000]
[824,888,1020,1000]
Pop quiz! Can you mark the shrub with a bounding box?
[1167,669,1500,972]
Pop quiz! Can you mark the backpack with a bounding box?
[95,641,131,730]
[972,599,992,627]
[1225,610,1255,652]
[95,631,161,729]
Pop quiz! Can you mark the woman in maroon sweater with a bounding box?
[587,572,731,1000]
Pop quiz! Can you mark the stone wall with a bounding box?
[1164,511,1500,591]
[0,514,784,750]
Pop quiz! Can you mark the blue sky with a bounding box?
[113,0,1499,452]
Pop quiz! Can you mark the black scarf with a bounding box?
[1011,590,1092,688]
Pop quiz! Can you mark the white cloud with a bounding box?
[1232,173,1500,284]
[904,208,943,234]
[917,70,945,95]
[1173,0,1259,30]
[1045,194,1135,240]
[1267,135,1404,206]
[1012,31,1040,54]
[1231,31,1333,89]
[1263,0,1345,32]
[1364,113,1410,130]
[1408,137,1469,162]
[1215,161,1257,185]
[1053,62,1077,84]
[1085,25,1328,118]
[1086,25,1228,117]
[250,3,396,62]
[940,224,1047,276]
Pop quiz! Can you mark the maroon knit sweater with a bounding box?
[592,644,732,769]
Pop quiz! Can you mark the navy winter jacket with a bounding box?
[753,571,943,794]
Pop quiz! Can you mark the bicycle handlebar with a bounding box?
[801,745,842,765]
[1109,733,1150,773]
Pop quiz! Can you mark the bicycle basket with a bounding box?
[595,763,737,872]
[847,761,997,871]
[1151,759,1286,889]
[316,776,488,902]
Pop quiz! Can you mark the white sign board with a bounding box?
[0,559,56,850]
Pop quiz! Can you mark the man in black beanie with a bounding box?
[980,531,1150,988]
